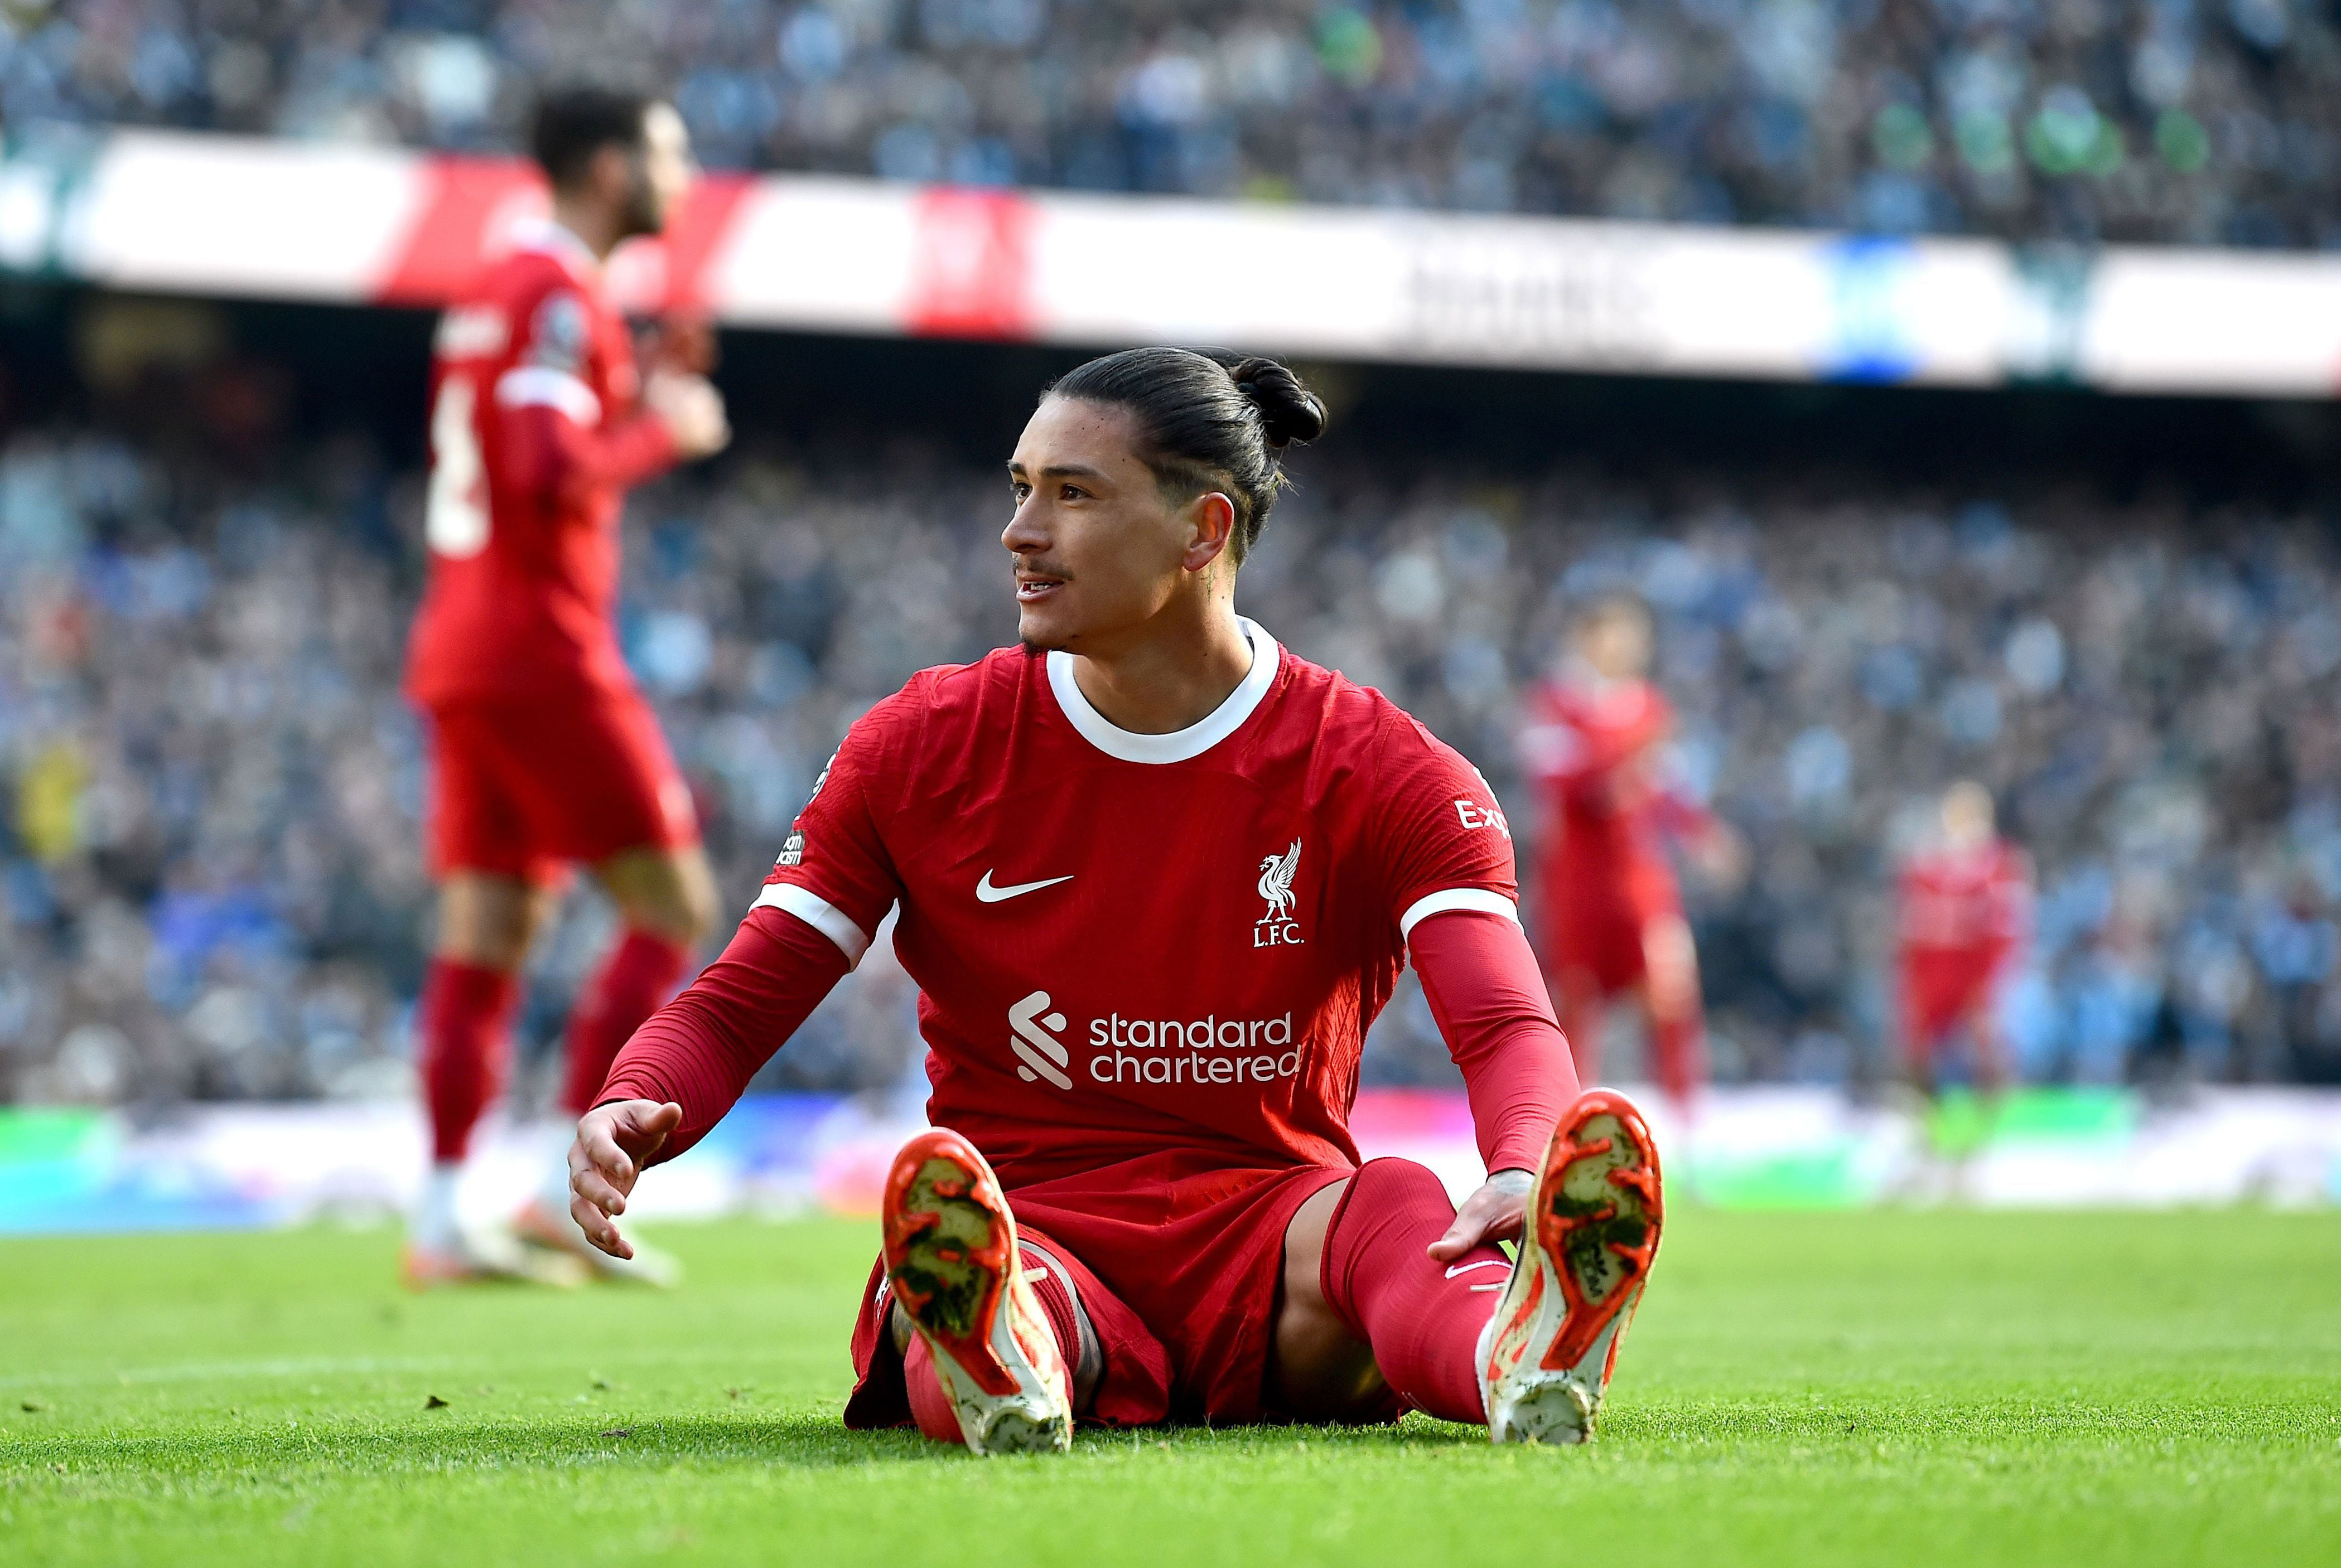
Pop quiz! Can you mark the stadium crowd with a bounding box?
[3,0,2339,248]
[5,408,2341,1108]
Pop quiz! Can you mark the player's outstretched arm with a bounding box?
[491,367,728,510]
[569,1099,683,1260]
[1408,910,1584,1261]
[566,901,861,1260]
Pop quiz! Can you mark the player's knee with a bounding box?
[1347,1156,1453,1219]
[1643,916,1696,978]
[440,931,530,971]
[676,863,720,942]
[603,850,718,946]
[1315,1159,1457,1297]
[654,876,719,946]
[435,877,539,970]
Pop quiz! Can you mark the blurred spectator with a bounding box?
[7,414,2341,1106]
[3,0,2340,248]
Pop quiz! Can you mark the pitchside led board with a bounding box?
[2,126,2339,396]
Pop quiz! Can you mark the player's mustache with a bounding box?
[1013,560,1072,583]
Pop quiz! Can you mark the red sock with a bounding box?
[419,959,520,1163]
[1320,1158,1507,1424]
[559,928,691,1115]
[1557,977,1605,1086]
[902,1336,963,1443]
[1652,1011,1707,1107]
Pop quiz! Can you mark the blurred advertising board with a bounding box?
[2,128,2339,395]
[3,1087,2336,1236]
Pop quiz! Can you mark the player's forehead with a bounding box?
[1577,602,1650,643]
[1008,396,1147,485]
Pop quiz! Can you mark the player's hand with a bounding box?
[1427,1167,1534,1262]
[568,1099,683,1260]
[645,371,731,460]
[645,313,718,376]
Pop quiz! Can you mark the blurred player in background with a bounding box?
[1520,596,1739,1117]
[566,348,1663,1454]
[400,86,732,1286]
[1897,781,2031,1111]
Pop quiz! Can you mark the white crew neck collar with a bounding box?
[1046,618,1281,764]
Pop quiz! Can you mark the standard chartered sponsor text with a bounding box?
[1085,1010,1300,1086]
[1007,992,1302,1090]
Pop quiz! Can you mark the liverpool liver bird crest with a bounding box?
[1257,839,1302,923]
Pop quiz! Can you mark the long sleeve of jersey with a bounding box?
[494,401,678,507]
[1409,910,1580,1175]
[1645,783,1720,845]
[1366,704,1577,1176]
[595,906,851,1163]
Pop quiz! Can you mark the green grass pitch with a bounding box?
[4,1208,2337,1566]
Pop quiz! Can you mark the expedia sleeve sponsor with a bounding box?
[1375,713,1519,923]
[755,715,908,942]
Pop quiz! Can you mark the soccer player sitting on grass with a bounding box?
[567,348,1665,1451]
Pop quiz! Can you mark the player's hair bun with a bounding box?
[1228,356,1328,450]
[1045,345,1328,565]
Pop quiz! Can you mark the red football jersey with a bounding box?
[757,621,1521,1185]
[405,222,674,705]
[1898,839,2031,959]
[1518,674,1693,907]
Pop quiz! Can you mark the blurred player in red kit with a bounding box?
[1519,597,1738,1115]
[567,349,1665,1453]
[1898,781,2031,1102]
[400,88,732,1286]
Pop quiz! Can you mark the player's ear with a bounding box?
[1181,491,1236,575]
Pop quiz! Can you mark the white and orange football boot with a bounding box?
[513,1197,684,1289]
[398,1226,588,1291]
[881,1127,1073,1456]
[1479,1089,1664,1444]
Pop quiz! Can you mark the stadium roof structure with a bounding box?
[2,128,2338,398]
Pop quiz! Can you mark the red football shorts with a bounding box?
[422,689,697,884]
[1547,902,1648,994]
[1540,857,1680,997]
[1900,945,2003,1059]
[845,1150,1353,1428]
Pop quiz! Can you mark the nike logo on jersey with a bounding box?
[977,870,1074,903]
[1444,1260,1507,1279]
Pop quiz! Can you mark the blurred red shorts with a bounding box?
[1537,852,1688,998]
[843,1150,1355,1429]
[1900,945,2004,1058]
[1546,905,1649,994]
[422,689,697,884]
[1541,889,1671,999]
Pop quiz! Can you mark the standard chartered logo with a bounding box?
[1089,1011,1299,1086]
[1008,990,1073,1090]
[1006,990,1301,1093]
